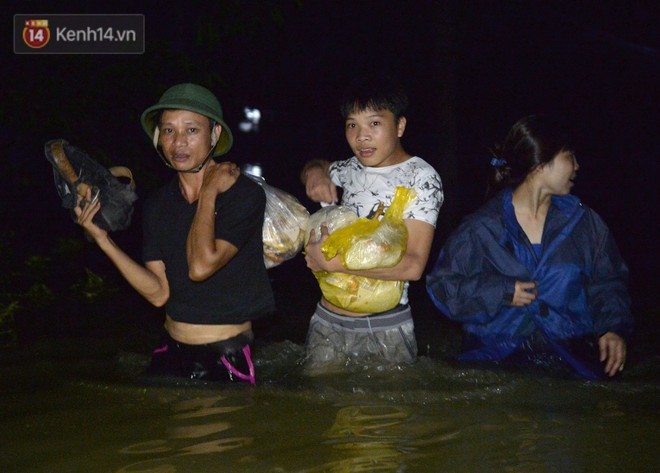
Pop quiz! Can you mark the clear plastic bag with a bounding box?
[304,205,358,246]
[246,174,310,269]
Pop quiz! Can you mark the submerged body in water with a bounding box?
[427,116,632,381]
[1,334,658,473]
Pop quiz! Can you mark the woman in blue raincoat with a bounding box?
[426,115,633,380]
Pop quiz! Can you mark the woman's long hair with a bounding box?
[486,115,573,199]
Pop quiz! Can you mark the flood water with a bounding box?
[1,263,658,473]
[2,339,658,473]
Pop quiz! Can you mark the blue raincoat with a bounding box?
[426,189,632,379]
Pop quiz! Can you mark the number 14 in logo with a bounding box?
[23,19,50,49]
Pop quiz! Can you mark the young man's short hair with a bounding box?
[339,75,409,121]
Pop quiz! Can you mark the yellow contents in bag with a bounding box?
[312,187,416,313]
[315,272,404,313]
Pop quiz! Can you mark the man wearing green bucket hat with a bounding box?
[75,83,275,384]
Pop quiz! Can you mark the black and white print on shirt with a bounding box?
[331,156,443,227]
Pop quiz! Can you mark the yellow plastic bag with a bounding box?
[314,272,404,313]
[321,187,416,270]
[308,187,416,313]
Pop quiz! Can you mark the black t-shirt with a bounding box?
[142,173,275,324]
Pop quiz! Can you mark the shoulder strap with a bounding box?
[109,166,136,191]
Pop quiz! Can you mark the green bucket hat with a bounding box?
[140,83,233,157]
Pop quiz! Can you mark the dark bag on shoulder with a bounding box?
[45,139,138,232]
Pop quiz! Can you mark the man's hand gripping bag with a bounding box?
[45,139,137,232]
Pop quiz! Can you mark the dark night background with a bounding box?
[2,1,658,363]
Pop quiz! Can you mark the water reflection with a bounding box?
[0,340,657,473]
[117,394,253,473]
[502,413,579,473]
[168,421,230,439]
[303,403,459,472]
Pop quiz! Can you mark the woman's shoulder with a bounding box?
[553,194,604,224]
[451,194,505,240]
[573,199,611,232]
[471,192,505,222]
[551,194,618,247]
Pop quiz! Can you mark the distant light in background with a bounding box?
[239,107,261,132]
[243,163,262,178]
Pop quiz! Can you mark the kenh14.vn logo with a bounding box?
[23,19,50,49]
[15,14,144,55]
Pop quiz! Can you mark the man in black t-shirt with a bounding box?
[75,83,275,384]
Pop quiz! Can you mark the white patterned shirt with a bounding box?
[329,156,444,305]
[330,156,443,226]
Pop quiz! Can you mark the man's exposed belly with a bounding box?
[165,315,252,344]
[320,297,374,317]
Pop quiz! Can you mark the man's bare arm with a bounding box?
[74,192,170,306]
[187,162,240,281]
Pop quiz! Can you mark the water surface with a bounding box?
[2,336,657,473]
